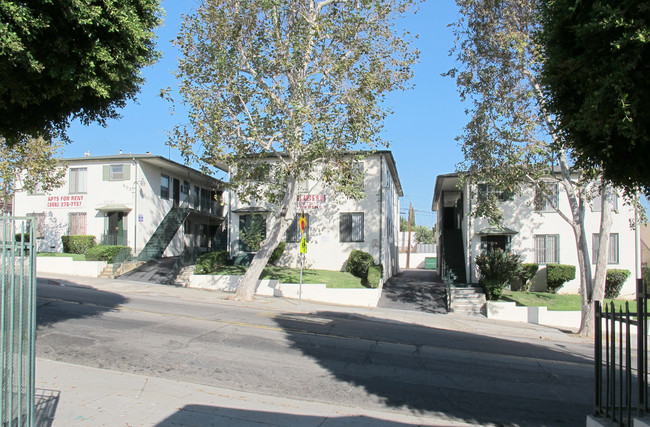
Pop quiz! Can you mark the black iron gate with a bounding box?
[594,278,648,426]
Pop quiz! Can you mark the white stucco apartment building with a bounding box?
[433,173,639,297]
[13,153,227,258]
[229,151,403,281]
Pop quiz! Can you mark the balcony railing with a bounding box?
[179,194,224,217]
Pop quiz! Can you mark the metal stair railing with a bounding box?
[137,204,191,261]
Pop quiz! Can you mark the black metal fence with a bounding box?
[594,278,648,426]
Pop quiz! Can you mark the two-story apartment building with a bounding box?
[433,173,638,297]
[13,153,227,259]
[229,151,403,281]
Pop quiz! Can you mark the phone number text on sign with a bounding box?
[47,195,85,208]
[297,194,326,209]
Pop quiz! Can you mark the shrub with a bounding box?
[195,250,229,275]
[482,277,506,301]
[268,241,286,265]
[62,235,96,254]
[545,264,576,293]
[475,249,522,300]
[605,269,631,299]
[518,263,539,291]
[15,233,30,242]
[364,264,384,289]
[85,245,131,263]
[346,250,375,279]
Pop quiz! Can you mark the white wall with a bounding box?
[14,155,224,258]
[229,153,401,277]
[465,183,637,297]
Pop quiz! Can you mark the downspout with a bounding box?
[379,156,383,278]
[133,158,137,256]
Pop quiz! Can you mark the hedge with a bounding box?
[268,241,286,265]
[518,263,539,291]
[346,250,375,279]
[195,250,229,275]
[62,235,96,254]
[546,264,576,293]
[364,264,384,289]
[605,269,631,299]
[85,245,131,263]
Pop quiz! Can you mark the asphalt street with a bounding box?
[36,275,594,426]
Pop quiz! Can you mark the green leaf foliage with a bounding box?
[0,0,162,143]
[85,245,131,262]
[346,249,375,279]
[540,0,650,196]
[268,241,286,265]
[604,269,631,299]
[170,0,420,203]
[517,263,539,291]
[195,250,229,274]
[364,264,384,289]
[475,249,522,300]
[545,263,576,293]
[0,137,66,204]
[61,235,96,254]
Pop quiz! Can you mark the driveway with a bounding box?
[378,269,447,313]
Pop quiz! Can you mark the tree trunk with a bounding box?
[235,176,298,301]
[578,181,613,336]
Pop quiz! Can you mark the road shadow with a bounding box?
[36,278,128,328]
[378,269,447,313]
[155,404,418,426]
[274,311,593,426]
[118,257,178,285]
[34,388,60,427]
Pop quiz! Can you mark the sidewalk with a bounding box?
[36,273,589,426]
[36,358,475,427]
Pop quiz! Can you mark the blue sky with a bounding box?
[65,1,465,228]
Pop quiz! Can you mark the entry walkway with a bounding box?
[378,269,447,314]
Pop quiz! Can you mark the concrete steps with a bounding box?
[98,264,116,279]
[450,287,486,315]
[174,265,195,287]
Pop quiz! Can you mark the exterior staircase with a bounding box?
[450,286,486,315]
[443,229,467,283]
[138,207,191,262]
[99,264,116,279]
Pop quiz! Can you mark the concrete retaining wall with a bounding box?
[188,274,382,307]
[486,301,581,330]
[37,256,107,277]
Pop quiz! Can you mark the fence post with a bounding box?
[638,277,647,417]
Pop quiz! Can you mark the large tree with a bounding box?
[540,0,650,196]
[447,0,623,336]
[1,138,66,212]
[0,0,162,144]
[170,0,419,300]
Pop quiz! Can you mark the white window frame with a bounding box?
[535,234,560,264]
[69,167,87,194]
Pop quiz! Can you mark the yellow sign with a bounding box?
[300,235,307,254]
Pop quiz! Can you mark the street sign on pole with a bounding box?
[300,235,307,254]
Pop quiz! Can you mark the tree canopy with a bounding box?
[1,137,66,211]
[0,0,162,144]
[540,0,650,196]
[447,0,620,336]
[171,0,420,300]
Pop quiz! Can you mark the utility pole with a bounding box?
[406,202,412,269]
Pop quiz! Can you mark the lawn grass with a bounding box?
[212,265,367,288]
[38,252,87,261]
[501,290,638,312]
